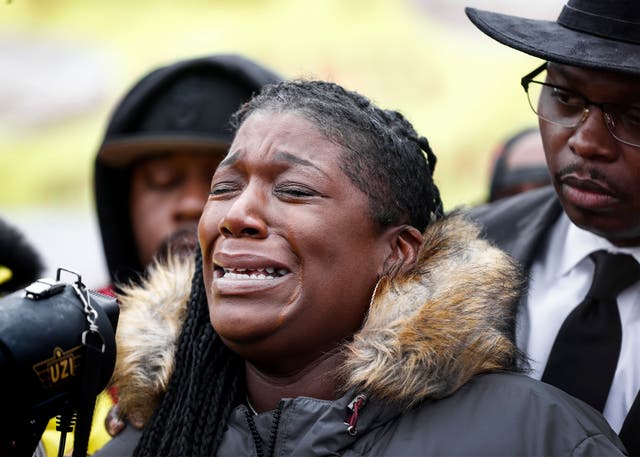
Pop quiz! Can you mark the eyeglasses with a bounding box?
[521,63,640,149]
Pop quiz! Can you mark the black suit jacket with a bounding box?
[468,186,563,272]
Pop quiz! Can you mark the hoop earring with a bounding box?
[368,277,383,308]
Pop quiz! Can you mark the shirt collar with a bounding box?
[559,213,640,278]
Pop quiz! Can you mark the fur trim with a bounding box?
[341,213,522,405]
[111,214,522,421]
[109,255,194,425]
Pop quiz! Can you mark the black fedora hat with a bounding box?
[466,0,640,76]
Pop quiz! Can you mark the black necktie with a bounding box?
[542,250,640,413]
[621,391,640,456]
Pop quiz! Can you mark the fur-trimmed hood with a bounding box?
[110,214,522,424]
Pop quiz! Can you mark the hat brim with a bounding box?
[466,8,640,76]
[98,134,231,167]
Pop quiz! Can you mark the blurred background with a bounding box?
[0,0,561,287]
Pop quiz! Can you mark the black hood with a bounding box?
[94,54,282,287]
[0,216,44,294]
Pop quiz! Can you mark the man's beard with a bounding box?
[154,225,199,264]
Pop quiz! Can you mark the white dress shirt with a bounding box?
[518,213,640,433]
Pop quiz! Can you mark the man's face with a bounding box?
[540,63,640,246]
[198,111,393,374]
[130,151,224,267]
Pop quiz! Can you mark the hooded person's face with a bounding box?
[130,151,224,267]
[198,111,397,374]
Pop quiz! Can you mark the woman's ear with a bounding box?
[381,225,423,276]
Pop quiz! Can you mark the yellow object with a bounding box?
[0,265,13,285]
[40,391,115,457]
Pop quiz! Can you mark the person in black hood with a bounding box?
[94,54,283,292]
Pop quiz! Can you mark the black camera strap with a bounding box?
[71,337,103,457]
[70,282,106,457]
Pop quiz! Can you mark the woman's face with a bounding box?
[198,110,394,373]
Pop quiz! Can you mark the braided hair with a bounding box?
[134,249,243,456]
[134,80,443,456]
[233,80,443,231]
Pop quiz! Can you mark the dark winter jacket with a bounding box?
[101,214,625,456]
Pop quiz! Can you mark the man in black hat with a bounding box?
[466,1,640,454]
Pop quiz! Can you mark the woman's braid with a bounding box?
[379,108,444,221]
[134,249,242,456]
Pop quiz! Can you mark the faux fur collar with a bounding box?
[110,214,522,423]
